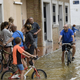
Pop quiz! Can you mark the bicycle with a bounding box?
[0,44,13,73]
[62,43,72,66]
[1,57,47,80]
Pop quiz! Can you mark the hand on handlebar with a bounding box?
[3,44,6,46]
[58,42,62,45]
[30,55,38,60]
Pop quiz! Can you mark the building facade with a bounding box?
[0,0,70,54]
[70,0,80,26]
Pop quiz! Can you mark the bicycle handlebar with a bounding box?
[30,56,38,60]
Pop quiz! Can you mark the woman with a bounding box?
[1,21,13,67]
[25,24,36,66]
[21,19,30,34]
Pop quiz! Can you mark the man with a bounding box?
[29,17,41,55]
[58,24,76,63]
[4,24,27,68]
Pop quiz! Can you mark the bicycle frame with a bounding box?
[64,44,72,65]
[8,65,40,80]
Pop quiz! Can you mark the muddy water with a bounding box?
[1,38,80,80]
[34,38,80,80]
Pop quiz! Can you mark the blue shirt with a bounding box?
[60,29,74,43]
[72,26,78,33]
[12,30,23,47]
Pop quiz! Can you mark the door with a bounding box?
[58,5,63,32]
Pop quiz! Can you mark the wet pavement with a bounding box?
[34,37,80,80]
[1,37,80,80]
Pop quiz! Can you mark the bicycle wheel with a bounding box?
[31,69,47,79]
[1,70,14,80]
[0,60,3,73]
[64,52,67,65]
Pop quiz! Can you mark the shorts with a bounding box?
[62,42,73,51]
[21,46,25,59]
[17,64,24,71]
[34,38,38,48]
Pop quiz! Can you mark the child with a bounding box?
[13,37,36,80]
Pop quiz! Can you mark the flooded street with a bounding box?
[34,37,80,80]
[1,38,80,80]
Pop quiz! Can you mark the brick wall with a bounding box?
[26,0,43,47]
[26,0,70,48]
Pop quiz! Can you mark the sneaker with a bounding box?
[72,57,75,61]
[11,74,20,79]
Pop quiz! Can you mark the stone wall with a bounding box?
[26,0,43,47]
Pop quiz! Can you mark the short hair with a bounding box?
[64,24,69,27]
[15,37,21,44]
[73,24,76,27]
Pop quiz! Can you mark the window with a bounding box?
[53,4,56,24]
[43,3,47,40]
[73,0,79,4]
[65,6,68,23]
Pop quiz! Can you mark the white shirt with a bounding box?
[1,28,13,46]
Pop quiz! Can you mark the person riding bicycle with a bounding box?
[58,24,76,63]
[13,37,36,80]
[72,24,79,37]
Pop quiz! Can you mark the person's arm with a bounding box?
[34,29,41,35]
[72,35,75,42]
[59,35,62,43]
[4,37,14,45]
[7,29,13,37]
[71,30,75,42]
[58,31,63,43]
[23,51,35,57]
[21,26,25,33]
[34,23,41,35]
[21,52,31,58]
[18,46,36,58]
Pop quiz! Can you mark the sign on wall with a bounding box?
[73,0,79,4]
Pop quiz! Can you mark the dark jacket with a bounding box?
[25,31,35,47]
[25,31,36,54]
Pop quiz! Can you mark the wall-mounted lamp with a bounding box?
[14,1,22,5]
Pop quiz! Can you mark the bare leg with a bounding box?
[72,45,76,57]
[27,58,29,67]
[62,51,64,63]
[20,70,24,80]
[21,59,27,68]
[4,47,11,62]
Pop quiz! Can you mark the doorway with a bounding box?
[43,3,52,42]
